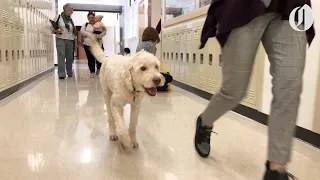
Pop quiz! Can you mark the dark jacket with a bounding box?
[200,0,315,49]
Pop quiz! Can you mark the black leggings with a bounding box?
[84,44,103,73]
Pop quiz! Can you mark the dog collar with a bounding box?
[130,69,141,102]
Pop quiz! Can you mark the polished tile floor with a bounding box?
[0,67,320,180]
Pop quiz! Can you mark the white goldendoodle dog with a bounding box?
[89,35,165,150]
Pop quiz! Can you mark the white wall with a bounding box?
[57,0,125,12]
[261,0,320,131]
[71,11,119,27]
[123,0,140,53]
[102,27,116,56]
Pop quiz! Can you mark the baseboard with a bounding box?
[0,67,55,101]
[172,80,320,149]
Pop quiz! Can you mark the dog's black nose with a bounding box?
[153,77,161,86]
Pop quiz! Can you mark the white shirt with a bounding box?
[52,15,76,41]
[80,23,106,46]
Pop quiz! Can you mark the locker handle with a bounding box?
[171,53,173,60]
[219,54,222,66]
[176,53,178,61]
[209,54,213,65]
[200,54,204,64]
[180,53,183,62]
[5,50,8,61]
[193,53,196,63]
[0,50,1,62]
[12,50,15,60]
[186,53,189,62]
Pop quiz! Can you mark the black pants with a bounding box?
[84,44,103,73]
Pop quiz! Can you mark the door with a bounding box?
[138,0,145,43]
[76,26,87,62]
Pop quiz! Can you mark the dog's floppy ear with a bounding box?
[122,59,134,91]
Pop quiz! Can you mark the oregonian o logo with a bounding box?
[289,4,314,31]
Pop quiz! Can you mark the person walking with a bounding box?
[194,1,315,180]
[80,11,106,78]
[51,4,77,79]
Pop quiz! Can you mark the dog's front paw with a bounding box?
[118,134,133,150]
[132,141,139,148]
[109,135,118,141]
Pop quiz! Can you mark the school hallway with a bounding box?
[0,66,319,180]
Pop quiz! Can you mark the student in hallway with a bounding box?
[81,11,106,78]
[194,1,315,180]
[51,4,77,79]
[136,27,173,92]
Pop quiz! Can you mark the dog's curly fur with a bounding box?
[89,35,165,149]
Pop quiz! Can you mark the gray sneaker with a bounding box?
[96,69,100,76]
[194,116,217,158]
[264,161,296,180]
[90,73,95,78]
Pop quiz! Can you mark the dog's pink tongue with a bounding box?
[146,88,157,96]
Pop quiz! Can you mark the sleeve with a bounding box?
[96,29,106,39]
[80,23,91,37]
[50,15,59,33]
[148,44,157,55]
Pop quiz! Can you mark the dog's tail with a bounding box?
[88,35,106,64]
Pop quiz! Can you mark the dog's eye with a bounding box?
[155,65,159,69]
[140,66,147,71]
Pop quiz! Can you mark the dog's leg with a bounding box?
[129,102,141,148]
[110,96,133,150]
[104,89,117,141]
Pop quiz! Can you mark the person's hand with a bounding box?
[54,29,62,34]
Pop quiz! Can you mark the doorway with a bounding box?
[138,0,146,43]
[76,26,87,63]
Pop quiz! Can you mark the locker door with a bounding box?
[21,0,27,80]
[179,31,186,83]
[174,32,180,81]
[170,33,175,77]
[34,8,39,74]
[191,28,200,88]
[205,38,221,94]
[12,24,19,85]
[185,30,192,86]
[162,34,167,69]
[3,23,12,87]
[165,33,170,70]
[198,41,207,91]
[0,23,5,90]
[25,1,31,78]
